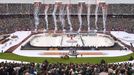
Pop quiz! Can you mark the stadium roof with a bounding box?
[0,0,134,4]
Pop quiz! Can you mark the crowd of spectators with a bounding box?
[0,4,134,34]
[1,15,134,34]
[1,4,134,15]
[0,3,134,75]
[0,60,134,75]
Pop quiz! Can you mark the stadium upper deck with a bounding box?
[0,0,134,34]
[0,0,134,4]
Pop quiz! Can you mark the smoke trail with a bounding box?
[53,4,58,32]
[66,5,73,31]
[59,5,65,32]
[87,4,91,32]
[44,5,49,31]
[95,4,99,30]
[102,5,107,33]
[78,3,83,33]
[34,3,40,31]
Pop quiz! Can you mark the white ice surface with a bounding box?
[111,31,134,46]
[0,31,31,52]
[0,31,133,57]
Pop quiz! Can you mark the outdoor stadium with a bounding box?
[0,0,134,75]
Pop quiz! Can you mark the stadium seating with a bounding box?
[0,4,134,34]
[0,60,134,75]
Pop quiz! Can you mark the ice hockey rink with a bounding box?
[0,31,131,57]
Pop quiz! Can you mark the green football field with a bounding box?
[0,53,133,64]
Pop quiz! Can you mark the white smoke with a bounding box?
[87,4,91,32]
[34,6,39,31]
[53,4,58,32]
[66,5,73,31]
[78,4,83,33]
[102,6,107,33]
[95,4,99,30]
[44,5,49,31]
[59,5,65,32]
